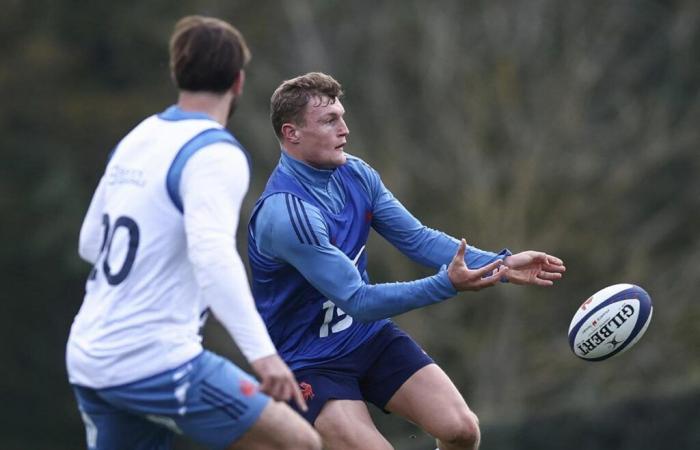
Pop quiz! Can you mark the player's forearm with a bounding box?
[333,266,457,322]
[194,246,277,361]
[378,219,510,269]
[379,223,460,267]
[188,213,278,361]
[372,190,509,268]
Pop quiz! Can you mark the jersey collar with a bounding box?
[158,105,215,122]
[279,151,335,188]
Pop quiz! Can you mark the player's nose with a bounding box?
[338,118,349,136]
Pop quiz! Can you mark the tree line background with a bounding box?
[2,0,699,449]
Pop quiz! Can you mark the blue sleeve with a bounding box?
[350,159,511,268]
[253,193,458,322]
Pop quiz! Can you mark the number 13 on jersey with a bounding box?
[318,245,364,338]
[319,300,353,338]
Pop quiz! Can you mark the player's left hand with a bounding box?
[503,251,566,286]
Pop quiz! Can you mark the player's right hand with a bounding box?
[251,354,308,412]
[448,239,507,291]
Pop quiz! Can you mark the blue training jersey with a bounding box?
[248,152,510,370]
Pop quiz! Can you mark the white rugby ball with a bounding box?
[568,284,653,361]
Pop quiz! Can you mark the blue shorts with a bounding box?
[72,351,270,450]
[292,322,434,424]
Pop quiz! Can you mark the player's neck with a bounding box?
[177,91,233,126]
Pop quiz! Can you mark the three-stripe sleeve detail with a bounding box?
[284,194,320,245]
[298,198,321,246]
[284,194,305,244]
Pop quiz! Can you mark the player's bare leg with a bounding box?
[314,399,394,450]
[228,400,322,450]
[386,364,480,450]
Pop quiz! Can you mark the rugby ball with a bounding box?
[568,284,653,361]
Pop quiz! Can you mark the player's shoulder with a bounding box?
[254,192,326,246]
[344,153,373,169]
[197,139,247,162]
[258,191,321,219]
[344,153,379,179]
[342,153,383,198]
[178,139,249,184]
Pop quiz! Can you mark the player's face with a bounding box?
[295,97,349,169]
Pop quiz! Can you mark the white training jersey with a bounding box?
[66,106,276,388]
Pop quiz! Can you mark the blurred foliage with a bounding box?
[2,0,699,449]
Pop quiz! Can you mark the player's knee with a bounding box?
[315,414,358,447]
[296,425,323,450]
[307,427,323,450]
[277,422,321,450]
[284,417,322,450]
[438,409,481,449]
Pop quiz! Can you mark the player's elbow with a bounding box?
[339,302,379,323]
[187,234,237,268]
[336,287,386,322]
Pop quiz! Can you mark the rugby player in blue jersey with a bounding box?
[248,72,566,450]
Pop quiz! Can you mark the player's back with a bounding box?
[67,108,226,388]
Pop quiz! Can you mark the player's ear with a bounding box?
[231,70,245,96]
[281,123,300,144]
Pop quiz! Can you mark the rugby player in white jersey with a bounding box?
[65,16,321,450]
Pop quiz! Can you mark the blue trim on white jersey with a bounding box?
[158,105,215,122]
[166,128,250,213]
[108,107,216,167]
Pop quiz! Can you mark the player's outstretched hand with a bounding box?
[251,354,308,412]
[448,239,507,291]
[503,251,566,286]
